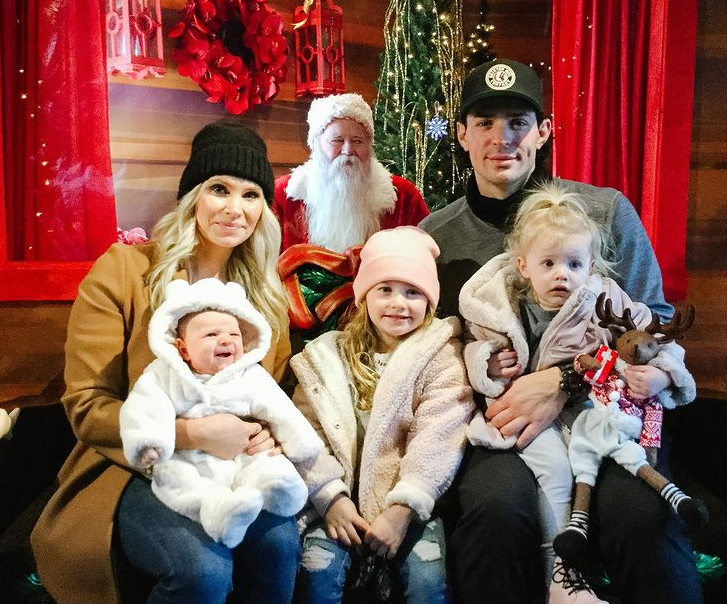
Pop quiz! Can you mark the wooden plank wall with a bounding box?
[2,0,726,407]
[681,0,727,397]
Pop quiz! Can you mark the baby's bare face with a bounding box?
[177,311,244,375]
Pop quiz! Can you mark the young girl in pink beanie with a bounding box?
[290,226,475,604]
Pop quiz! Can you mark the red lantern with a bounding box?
[293,0,345,97]
[106,0,165,79]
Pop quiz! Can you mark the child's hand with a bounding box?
[139,447,161,469]
[624,365,671,399]
[487,348,521,379]
[324,494,370,547]
[364,504,414,559]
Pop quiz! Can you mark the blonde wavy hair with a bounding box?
[146,180,288,338]
[340,299,435,411]
[504,182,615,300]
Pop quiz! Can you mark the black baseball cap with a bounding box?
[460,59,544,120]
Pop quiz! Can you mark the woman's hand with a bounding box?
[485,366,566,449]
[364,504,414,559]
[324,494,370,547]
[246,420,282,456]
[175,414,278,459]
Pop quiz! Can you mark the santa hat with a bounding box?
[307,93,375,149]
[148,278,272,368]
[353,227,440,308]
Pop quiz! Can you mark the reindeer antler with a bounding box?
[595,292,637,333]
[644,305,696,344]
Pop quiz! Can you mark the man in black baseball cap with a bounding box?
[452,58,552,204]
[420,59,700,604]
[459,58,544,119]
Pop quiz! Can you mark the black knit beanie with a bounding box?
[177,120,275,203]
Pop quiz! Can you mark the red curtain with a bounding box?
[551,0,697,301]
[1,0,116,263]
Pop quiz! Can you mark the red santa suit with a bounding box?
[273,172,429,252]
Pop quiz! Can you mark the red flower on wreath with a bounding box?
[169,0,288,115]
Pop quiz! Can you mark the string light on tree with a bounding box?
[373,0,466,210]
[463,1,495,67]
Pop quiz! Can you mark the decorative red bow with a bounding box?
[278,243,362,331]
[582,344,619,385]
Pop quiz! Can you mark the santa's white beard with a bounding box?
[304,149,383,253]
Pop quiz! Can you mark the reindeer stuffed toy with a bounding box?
[553,293,709,567]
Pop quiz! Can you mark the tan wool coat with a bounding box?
[291,316,475,524]
[30,242,291,604]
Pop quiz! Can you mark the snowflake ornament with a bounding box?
[425,113,448,140]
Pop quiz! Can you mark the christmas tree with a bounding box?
[373,1,496,210]
[373,0,466,211]
[463,0,496,68]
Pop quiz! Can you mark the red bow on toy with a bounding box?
[581,344,619,385]
[278,243,362,331]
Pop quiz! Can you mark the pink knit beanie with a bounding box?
[353,226,440,308]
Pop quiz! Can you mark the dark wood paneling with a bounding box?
[685,0,727,395]
[681,272,727,397]
[0,303,71,405]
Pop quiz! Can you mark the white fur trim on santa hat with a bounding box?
[307,93,375,148]
[148,278,272,370]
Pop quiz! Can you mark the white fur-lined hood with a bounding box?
[148,278,272,380]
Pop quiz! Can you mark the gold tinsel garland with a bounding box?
[375,0,465,198]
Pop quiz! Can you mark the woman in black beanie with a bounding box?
[32,120,298,604]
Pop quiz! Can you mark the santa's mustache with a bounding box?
[330,153,363,172]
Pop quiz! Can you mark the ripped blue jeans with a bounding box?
[295,515,450,604]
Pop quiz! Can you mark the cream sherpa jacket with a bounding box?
[291,316,475,523]
[459,254,696,410]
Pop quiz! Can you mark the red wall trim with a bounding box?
[0,262,91,301]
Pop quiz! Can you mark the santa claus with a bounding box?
[273,93,430,253]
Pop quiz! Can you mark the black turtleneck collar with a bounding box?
[465,169,552,232]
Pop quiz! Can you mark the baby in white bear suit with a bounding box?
[120,278,323,547]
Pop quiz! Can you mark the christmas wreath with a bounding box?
[169,0,287,115]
